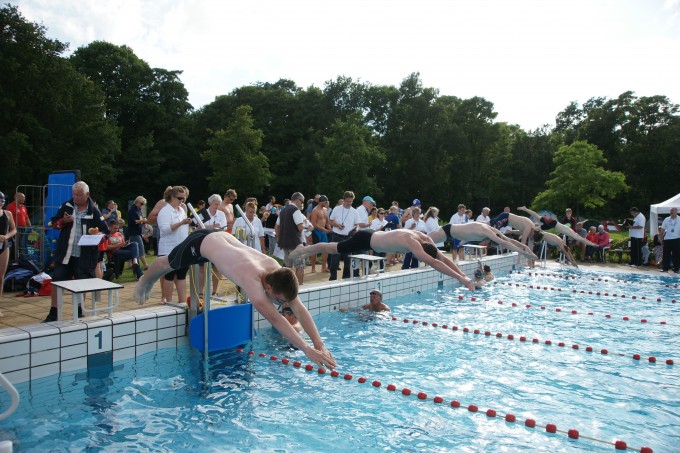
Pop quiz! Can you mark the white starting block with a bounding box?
[52,278,123,321]
[463,244,487,259]
[349,254,386,279]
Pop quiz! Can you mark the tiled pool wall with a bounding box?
[0,306,187,385]
[255,253,518,330]
[0,254,518,384]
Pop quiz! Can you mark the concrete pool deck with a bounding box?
[0,253,670,330]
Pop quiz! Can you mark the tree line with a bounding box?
[2,4,678,219]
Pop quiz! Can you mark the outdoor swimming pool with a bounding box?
[1,268,678,451]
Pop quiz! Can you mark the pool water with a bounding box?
[1,269,678,452]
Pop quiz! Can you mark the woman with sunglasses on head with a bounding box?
[157,186,192,304]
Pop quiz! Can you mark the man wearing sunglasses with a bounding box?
[135,229,336,369]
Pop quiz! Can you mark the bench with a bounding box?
[52,278,124,321]
[349,254,386,279]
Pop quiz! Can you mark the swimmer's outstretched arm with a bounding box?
[555,223,598,247]
[491,232,538,259]
[253,296,336,369]
[413,247,474,290]
[558,243,579,267]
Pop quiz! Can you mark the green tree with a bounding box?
[70,42,194,203]
[489,124,557,209]
[531,141,627,216]
[203,105,271,196]
[0,5,120,195]
[316,112,385,199]
[554,92,680,214]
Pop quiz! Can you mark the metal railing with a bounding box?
[0,372,20,421]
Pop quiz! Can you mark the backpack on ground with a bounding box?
[26,272,53,296]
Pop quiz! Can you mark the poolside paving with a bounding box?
[0,254,670,330]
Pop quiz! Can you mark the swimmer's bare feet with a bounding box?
[289,244,306,259]
[133,275,153,305]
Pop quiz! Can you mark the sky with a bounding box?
[12,0,680,130]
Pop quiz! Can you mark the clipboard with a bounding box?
[78,234,105,246]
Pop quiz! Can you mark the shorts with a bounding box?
[167,229,214,270]
[283,248,306,270]
[442,224,454,241]
[312,229,328,244]
[337,230,374,254]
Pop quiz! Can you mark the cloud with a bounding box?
[12,0,680,130]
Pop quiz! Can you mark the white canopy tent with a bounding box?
[650,192,680,235]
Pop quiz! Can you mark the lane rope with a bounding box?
[237,348,655,452]
[388,316,675,367]
[510,270,679,289]
[493,281,677,305]
[454,294,669,327]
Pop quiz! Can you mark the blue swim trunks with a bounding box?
[313,229,329,244]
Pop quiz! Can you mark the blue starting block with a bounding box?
[189,303,254,352]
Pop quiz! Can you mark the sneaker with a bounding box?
[133,263,143,280]
[660,269,668,273]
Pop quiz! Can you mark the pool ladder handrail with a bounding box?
[0,371,20,421]
[233,204,255,249]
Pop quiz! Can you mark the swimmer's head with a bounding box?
[533,230,544,242]
[483,265,491,274]
[281,307,297,323]
[421,242,439,259]
[474,269,484,280]
[265,268,298,303]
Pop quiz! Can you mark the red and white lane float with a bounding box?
[493,281,676,304]
[511,270,679,289]
[239,348,655,452]
[454,294,669,326]
[389,317,675,367]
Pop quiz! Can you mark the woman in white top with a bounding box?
[157,186,192,303]
[202,194,228,230]
[476,207,491,224]
[370,209,388,231]
[232,201,266,253]
[423,207,443,247]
